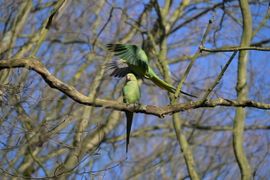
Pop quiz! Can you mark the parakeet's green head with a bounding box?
[126,73,137,81]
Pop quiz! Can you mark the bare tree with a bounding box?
[0,0,270,179]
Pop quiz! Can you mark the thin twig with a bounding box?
[174,18,213,99]
[201,51,237,101]
[92,7,114,50]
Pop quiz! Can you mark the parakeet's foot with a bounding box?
[133,102,141,110]
[126,103,140,110]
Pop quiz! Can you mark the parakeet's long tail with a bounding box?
[150,74,176,93]
[151,74,197,98]
[179,90,197,98]
[125,111,133,153]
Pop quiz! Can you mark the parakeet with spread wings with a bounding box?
[106,44,196,98]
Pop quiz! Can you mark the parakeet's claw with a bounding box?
[125,103,140,112]
[159,113,165,118]
[134,102,141,108]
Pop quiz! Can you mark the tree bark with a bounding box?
[233,0,253,179]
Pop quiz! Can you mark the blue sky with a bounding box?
[1,0,270,179]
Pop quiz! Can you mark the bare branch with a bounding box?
[174,19,213,98]
[233,0,253,179]
[201,51,237,101]
[1,58,270,118]
[200,46,270,53]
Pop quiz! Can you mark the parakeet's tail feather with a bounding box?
[180,90,197,98]
[150,75,176,93]
[125,111,133,153]
[151,75,197,98]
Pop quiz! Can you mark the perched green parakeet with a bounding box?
[107,44,196,98]
[123,73,140,153]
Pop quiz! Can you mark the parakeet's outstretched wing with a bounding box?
[106,44,148,72]
[106,61,131,78]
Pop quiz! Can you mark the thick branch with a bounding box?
[200,46,270,52]
[233,0,253,179]
[0,58,270,118]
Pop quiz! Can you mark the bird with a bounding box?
[106,44,196,98]
[123,73,140,153]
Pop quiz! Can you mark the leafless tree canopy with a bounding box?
[0,0,270,179]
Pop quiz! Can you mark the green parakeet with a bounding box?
[107,44,196,98]
[123,73,140,153]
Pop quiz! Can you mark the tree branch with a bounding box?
[233,0,253,179]
[1,58,270,118]
[200,46,270,53]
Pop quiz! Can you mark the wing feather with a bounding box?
[106,61,131,78]
[107,44,148,72]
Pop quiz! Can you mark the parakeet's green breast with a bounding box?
[123,81,140,103]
